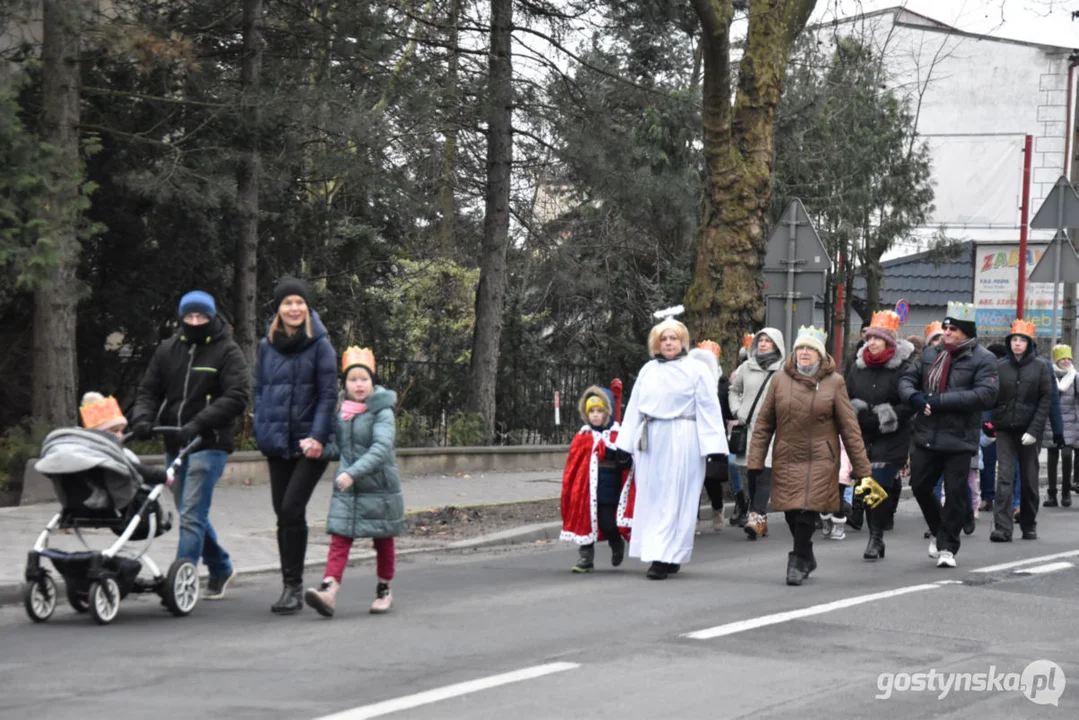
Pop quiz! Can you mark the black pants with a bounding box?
[704,474,724,511]
[784,510,816,559]
[584,503,623,551]
[1047,447,1073,498]
[994,431,1040,535]
[268,456,330,586]
[748,468,772,514]
[910,446,972,554]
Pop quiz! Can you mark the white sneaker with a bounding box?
[928,537,940,559]
[936,550,956,568]
[830,517,846,541]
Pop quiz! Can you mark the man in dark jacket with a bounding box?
[990,320,1052,542]
[899,302,998,569]
[131,291,249,600]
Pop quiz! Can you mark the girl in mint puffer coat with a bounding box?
[305,347,403,617]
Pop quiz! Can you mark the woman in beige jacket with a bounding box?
[748,326,872,585]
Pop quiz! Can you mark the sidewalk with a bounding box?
[0,469,564,600]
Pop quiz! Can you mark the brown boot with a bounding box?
[744,512,769,540]
[304,578,339,618]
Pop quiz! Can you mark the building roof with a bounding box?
[852,241,973,308]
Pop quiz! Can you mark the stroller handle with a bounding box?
[119,426,204,487]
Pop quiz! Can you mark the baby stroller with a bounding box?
[23,426,201,625]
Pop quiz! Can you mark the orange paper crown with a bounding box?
[1009,319,1036,339]
[924,321,943,340]
[697,340,721,360]
[870,310,901,334]
[341,346,376,375]
[80,396,125,430]
[743,334,754,351]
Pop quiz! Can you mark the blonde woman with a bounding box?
[615,318,729,580]
[255,277,339,614]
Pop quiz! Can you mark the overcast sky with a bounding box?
[810,0,1079,49]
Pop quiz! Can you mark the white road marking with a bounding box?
[1013,561,1074,575]
[971,549,1079,574]
[311,662,581,720]
[682,583,942,640]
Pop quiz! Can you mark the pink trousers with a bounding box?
[325,535,395,583]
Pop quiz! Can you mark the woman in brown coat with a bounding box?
[748,326,873,585]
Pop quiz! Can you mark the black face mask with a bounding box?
[182,321,212,345]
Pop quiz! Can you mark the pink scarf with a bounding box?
[341,400,368,421]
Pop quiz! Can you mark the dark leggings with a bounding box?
[268,456,329,586]
[584,503,622,550]
[785,510,817,559]
[748,468,772,514]
[1047,447,1073,497]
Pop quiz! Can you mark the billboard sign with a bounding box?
[973,244,1060,337]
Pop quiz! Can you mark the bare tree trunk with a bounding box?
[468,0,513,440]
[684,0,817,363]
[439,0,461,253]
[234,0,263,372]
[33,0,83,429]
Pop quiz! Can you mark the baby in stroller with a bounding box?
[23,393,203,625]
[76,392,169,509]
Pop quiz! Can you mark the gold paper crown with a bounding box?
[743,334,754,351]
[341,346,376,375]
[697,340,721,360]
[1009,319,1036,339]
[1053,345,1072,362]
[80,396,125,430]
[945,301,976,323]
[870,311,901,334]
[585,396,607,413]
[924,321,943,339]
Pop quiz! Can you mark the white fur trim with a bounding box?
[850,398,870,413]
[558,427,608,545]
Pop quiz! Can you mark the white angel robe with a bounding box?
[615,355,729,564]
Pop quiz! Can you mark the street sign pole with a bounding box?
[785,205,797,347]
[1054,193,1064,345]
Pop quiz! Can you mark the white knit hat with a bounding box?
[792,326,828,359]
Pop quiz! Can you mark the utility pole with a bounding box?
[1065,51,1079,349]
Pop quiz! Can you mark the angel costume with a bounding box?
[615,353,728,565]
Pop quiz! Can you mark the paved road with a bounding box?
[2,501,1078,720]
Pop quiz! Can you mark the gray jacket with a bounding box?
[1044,366,1079,448]
[729,328,785,463]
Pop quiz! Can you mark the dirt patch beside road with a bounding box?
[404,498,561,541]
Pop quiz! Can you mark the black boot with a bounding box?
[885,488,900,530]
[786,553,805,586]
[847,497,864,531]
[609,537,625,567]
[1044,494,1058,508]
[572,544,595,573]
[646,561,668,580]
[729,491,749,527]
[864,509,886,560]
[1063,487,1072,508]
[271,584,303,614]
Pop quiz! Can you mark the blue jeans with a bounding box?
[728,455,743,494]
[980,441,996,503]
[1013,466,1021,509]
[169,449,233,579]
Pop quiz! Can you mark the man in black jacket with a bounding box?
[899,302,998,569]
[990,319,1052,542]
[131,291,249,599]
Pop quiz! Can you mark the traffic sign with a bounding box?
[1030,176,1079,230]
[763,199,831,344]
[1028,176,1079,343]
[895,299,909,324]
[766,296,814,336]
[763,270,826,298]
[763,199,831,271]
[1029,231,1079,283]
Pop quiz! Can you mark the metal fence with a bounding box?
[378,359,609,447]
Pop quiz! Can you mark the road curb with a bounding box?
[0,520,564,608]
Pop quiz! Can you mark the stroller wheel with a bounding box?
[163,559,199,617]
[66,584,89,613]
[24,576,58,623]
[89,578,121,625]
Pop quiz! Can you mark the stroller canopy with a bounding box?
[35,428,141,510]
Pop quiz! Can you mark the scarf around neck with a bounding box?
[756,349,782,369]
[341,400,369,420]
[1056,364,1076,394]
[864,344,896,368]
[926,338,977,393]
[797,361,821,378]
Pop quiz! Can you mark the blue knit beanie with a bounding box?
[178,291,217,319]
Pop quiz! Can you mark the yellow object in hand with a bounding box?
[853,477,888,509]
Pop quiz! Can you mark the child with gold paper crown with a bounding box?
[304,347,402,617]
[560,385,634,572]
[78,393,170,508]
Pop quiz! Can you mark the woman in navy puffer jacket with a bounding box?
[255,276,338,614]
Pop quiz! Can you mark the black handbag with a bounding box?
[728,371,775,454]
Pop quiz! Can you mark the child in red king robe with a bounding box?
[560,385,635,572]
